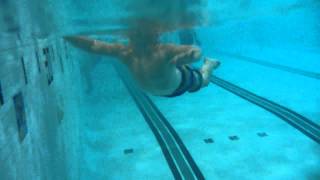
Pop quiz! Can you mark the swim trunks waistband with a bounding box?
[164,65,203,98]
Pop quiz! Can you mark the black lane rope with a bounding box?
[213,51,320,80]
[114,63,205,180]
[122,78,183,180]
[211,76,320,144]
[143,94,205,180]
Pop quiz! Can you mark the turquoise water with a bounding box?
[1,0,320,179]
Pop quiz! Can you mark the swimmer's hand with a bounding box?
[170,48,201,65]
[190,48,201,59]
[63,35,77,41]
[64,35,85,42]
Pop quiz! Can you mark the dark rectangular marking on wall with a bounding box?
[13,92,28,142]
[64,42,69,59]
[59,55,64,73]
[20,57,28,84]
[43,47,48,54]
[50,46,55,61]
[35,51,41,73]
[0,81,4,106]
[43,47,54,85]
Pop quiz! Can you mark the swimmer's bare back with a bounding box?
[64,36,206,96]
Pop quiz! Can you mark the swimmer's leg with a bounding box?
[199,57,220,87]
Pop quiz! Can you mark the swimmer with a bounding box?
[64,35,220,97]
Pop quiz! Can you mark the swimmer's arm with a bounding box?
[64,36,126,57]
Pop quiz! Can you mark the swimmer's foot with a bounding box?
[200,57,221,86]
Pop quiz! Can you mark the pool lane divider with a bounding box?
[114,63,205,180]
[213,51,320,80]
[211,75,320,144]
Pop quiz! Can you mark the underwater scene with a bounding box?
[0,0,320,179]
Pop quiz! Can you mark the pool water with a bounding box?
[0,0,319,179]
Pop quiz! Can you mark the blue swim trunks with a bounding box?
[165,65,203,97]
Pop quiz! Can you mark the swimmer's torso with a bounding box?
[120,45,181,96]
